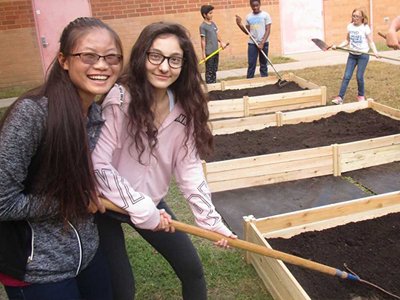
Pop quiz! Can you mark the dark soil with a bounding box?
[267,212,400,300]
[205,109,400,162]
[208,81,306,100]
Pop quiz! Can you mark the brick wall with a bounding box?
[0,0,398,89]
[0,1,42,89]
[0,0,35,30]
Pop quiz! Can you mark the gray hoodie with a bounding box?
[0,97,103,283]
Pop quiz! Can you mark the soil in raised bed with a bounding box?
[208,81,306,100]
[205,108,400,162]
[267,212,400,300]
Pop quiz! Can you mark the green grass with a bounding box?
[375,41,392,51]
[0,86,32,99]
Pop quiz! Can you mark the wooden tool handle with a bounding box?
[378,31,387,39]
[101,198,359,281]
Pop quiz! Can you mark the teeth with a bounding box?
[88,75,108,80]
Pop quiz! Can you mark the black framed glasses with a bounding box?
[70,52,122,65]
[146,52,184,69]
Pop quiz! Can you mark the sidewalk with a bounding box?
[216,49,400,80]
[1,50,399,108]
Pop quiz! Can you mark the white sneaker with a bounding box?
[357,96,366,101]
[331,96,343,105]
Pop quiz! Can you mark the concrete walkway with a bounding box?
[1,49,399,108]
[217,49,400,80]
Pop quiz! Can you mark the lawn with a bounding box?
[0,59,399,299]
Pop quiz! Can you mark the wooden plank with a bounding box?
[266,204,400,239]
[206,82,222,92]
[209,164,332,192]
[206,146,332,173]
[207,154,332,185]
[338,134,400,153]
[289,73,320,89]
[207,74,326,120]
[370,101,400,120]
[249,90,322,108]
[220,76,278,90]
[210,113,277,134]
[208,98,245,119]
[341,144,400,172]
[253,192,400,234]
[244,218,311,300]
[280,101,368,125]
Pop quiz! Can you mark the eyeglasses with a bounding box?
[70,52,122,65]
[146,52,184,69]
[352,14,362,19]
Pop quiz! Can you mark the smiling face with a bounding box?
[145,34,183,92]
[59,28,122,104]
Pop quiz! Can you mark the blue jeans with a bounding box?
[247,42,269,78]
[5,248,112,300]
[338,53,369,99]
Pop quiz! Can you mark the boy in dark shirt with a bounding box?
[199,5,227,83]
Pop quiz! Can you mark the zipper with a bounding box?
[68,221,83,276]
[26,221,34,263]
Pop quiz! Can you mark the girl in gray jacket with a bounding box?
[0,17,123,299]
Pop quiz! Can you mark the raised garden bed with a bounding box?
[204,101,400,192]
[207,73,327,120]
[243,191,400,300]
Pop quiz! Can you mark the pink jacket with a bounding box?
[92,85,232,237]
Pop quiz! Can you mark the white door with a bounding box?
[280,0,324,54]
[31,0,92,75]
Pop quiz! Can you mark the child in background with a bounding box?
[331,8,379,104]
[236,0,272,78]
[200,5,227,83]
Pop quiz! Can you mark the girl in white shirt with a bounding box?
[331,8,379,104]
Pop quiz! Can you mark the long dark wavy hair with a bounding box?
[0,17,123,222]
[119,22,213,162]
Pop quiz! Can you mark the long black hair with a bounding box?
[0,17,123,221]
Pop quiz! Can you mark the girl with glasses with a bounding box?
[331,8,379,105]
[92,21,236,300]
[0,17,123,299]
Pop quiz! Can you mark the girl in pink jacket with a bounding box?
[92,22,236,300]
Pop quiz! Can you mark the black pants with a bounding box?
[5,248,112,300]
[205,54,219,84]
[96,201,207,300]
